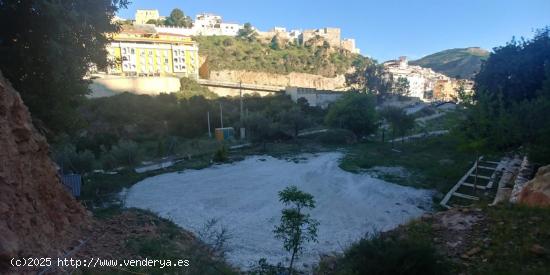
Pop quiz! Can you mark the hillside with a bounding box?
[195,36,364,78]
[410,47,490,79]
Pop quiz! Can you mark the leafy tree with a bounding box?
[381,107,415,141]
[346,58,390,100]
[177,77,218,99]
[146,18,165,26]
[164,8,192,27]
[393,77,410,98]
[53,143,96,174]
[280,107,310,137]
[455,80,472,105]
[243,112,277,150]
[460,27,550,163]
[0,0,128,135]
[237,22,257,41]
[325,92,378,136]
[110,139,140,167]
[270,35,283,50]
[274,186,319,275]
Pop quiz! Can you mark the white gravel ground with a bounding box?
[124,152,433,270]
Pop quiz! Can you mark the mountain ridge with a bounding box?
[410,47,490,79]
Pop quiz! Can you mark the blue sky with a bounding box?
[117,0,550,61]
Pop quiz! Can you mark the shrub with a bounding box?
[213,146,229,163]
[334,236,448,275]
[53,143,96,173]
[110,139,140,167]
[325,92,378,137]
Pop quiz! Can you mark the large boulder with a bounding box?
[518,165,550,207]
[0,71,90,273]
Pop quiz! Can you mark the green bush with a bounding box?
[324,92,378,137]
[334,236,448,275]
[178,77,218,99]
[53,143,96,173]
[110,139,140,167]
[213,146,229,163]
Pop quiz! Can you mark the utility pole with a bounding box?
[219,103,224,128]
[239,81,246,139]
[239,81,244,122]
[207,111,212,138]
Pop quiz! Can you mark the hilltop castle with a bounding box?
[126,9,360,54]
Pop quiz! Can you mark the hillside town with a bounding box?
[2,1,550,275]
[94,9,472,105]
[383,56,474,101]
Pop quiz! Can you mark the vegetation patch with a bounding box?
[340,135,475,193]
[196,36,365,77]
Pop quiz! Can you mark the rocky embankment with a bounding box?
[0,71,90,273]
[519,164,550,207]
[208,70,348,90]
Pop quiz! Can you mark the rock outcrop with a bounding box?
[518,165,550,207]
[0,71,89,272]
[209,70,348,90]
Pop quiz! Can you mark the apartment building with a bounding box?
[105,26,199,78]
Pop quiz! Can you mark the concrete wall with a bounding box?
[286,87,344,108]
[89,76,180,97]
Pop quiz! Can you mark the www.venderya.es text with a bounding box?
[11,257,190,269]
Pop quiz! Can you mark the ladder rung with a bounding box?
[462,183,487,190]
[452,192,480,200]
[481,161,500,165]
[477,165,496,170]
[469,175,491,180]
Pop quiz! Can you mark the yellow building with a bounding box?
[134,9,160,25]
[106,27,199,79]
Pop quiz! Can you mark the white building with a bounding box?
[194,13,222,29]
[220,22,241,36]
[154,12,243,37]
[383,56,449,101]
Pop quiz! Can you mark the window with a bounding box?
[130,48,135,54]
[122,48,127,54]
